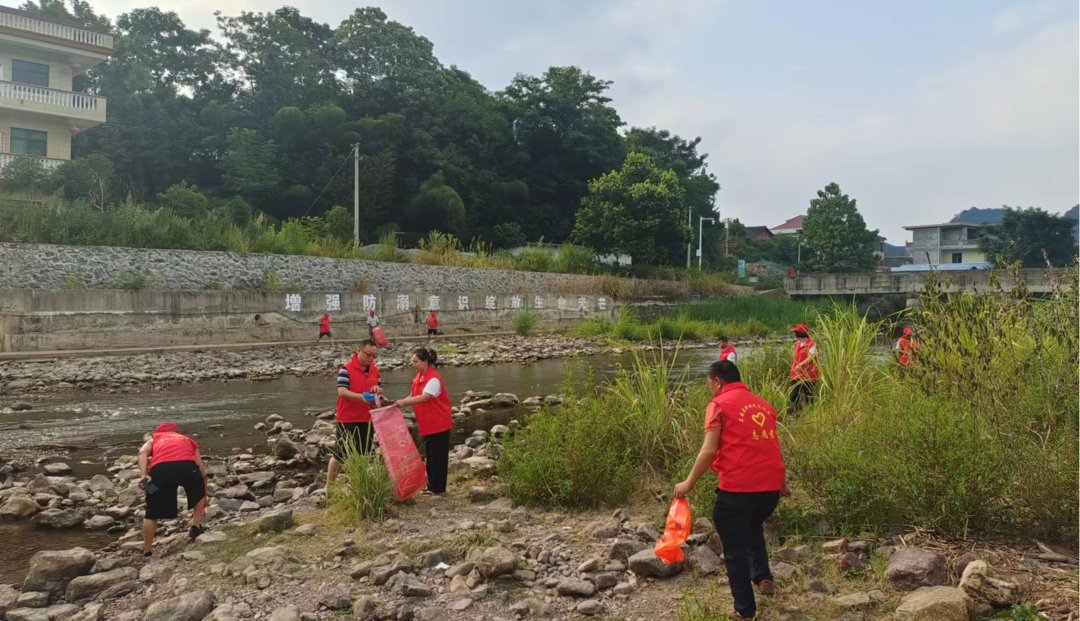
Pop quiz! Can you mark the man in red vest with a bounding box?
[317,312,334,345]
[137,423,209,556]
[896,326,915,367]
[789,323,818,410]
[329,340,383,484]
[675,360,789,620]
[718,336,738,362]
[426,310,439,344]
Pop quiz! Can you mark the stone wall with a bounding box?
[0,243,612,294]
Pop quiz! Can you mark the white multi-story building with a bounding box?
[0,5,113,172]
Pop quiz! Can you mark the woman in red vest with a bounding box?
[393,348,452,495]
[674,360,789,620]
[137,423,209,556]
[718,336,738,362]
[789,323,818,410]
[426,311,439,344]
[896,326,915,366]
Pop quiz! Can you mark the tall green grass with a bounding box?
[513,309,540,335]
[326,445,395,523]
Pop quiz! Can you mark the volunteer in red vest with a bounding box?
[674,360,789,621]
[718,336,738,362]
[137,423,209,556]
[367,310,380,340]
[789,323,818,410]
[393,348,452,496]
[426,311,439,344]
[317,312,334,345]
[896,326,915,366]
[329,340,383,484]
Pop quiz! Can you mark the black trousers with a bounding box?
[713,490,781,619]
[422,430,451,494]
[789,379,816,410]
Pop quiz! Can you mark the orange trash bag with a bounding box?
[369,404,428,501]
[654,497,691,564]
[371,326,389,347]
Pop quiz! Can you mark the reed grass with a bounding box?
[326,442,396,523]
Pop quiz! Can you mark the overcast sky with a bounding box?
[90,0,1079,243]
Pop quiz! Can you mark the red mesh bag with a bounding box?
[369,405,427,501]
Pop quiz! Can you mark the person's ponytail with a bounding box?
[415,348,438,367]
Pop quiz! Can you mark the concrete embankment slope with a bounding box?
[0,243,688,353]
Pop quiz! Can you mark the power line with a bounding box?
[303,145,356,218]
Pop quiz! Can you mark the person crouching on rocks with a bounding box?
[673,360,790,621]
[138,422,210,557]
[393,348,452,496]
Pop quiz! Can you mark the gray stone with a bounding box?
[213,499,241,513]
[1,496,41,521]
[822,539,848,554]
[895,586,972,621]
[316,583,351,610]
[97,583,138,601]
[689,546,722,576]
[66,568,138,601]
[628,549,683,578]
[587,520,621,539]
[23,548,96,597]
[419,549,450,567]
[202,604,248,621]
[84,516,114,531]
[292,523,319,537]
[195,531,226,544]
[447,599,472,612]
[475,547,516,578]
[959,560,1020,615]
[772,562,798,579]
[33,510,84,530]
[1,584,20,619]
[6,609,49,621]
[386,574,431,598]
[575,600,605,616]
[142,591,215,621]
[593,573,618,590]
[885,549,948,589]
[836,552,867,573]
[258,509,293,533]
[833,592,873,609]
[413,609,448,621]
[607,538,647,560]
[64,605,103,621]
[43,464,71,476]
[139,564,173,584]
[444,562,473,578]
[267,606,298,621]
[16,593,49,608]
[351,598,376,621]
[555,578,596,598]
[115,486,142,509]
[87,476,114,494]
[613,582,633,595]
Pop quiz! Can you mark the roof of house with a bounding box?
[0,5,111,34]
[770,215,805,231]
[744,226,774,238]
[902,222,983,230]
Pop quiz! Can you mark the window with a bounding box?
[952,253,963,264]
[10,128,48,156]
[11,60,50,87]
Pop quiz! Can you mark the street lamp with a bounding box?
[698,217,715,270]
[796,230,803,268]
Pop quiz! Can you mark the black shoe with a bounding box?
[188,525,206,540]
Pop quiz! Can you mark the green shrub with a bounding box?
[552,244,597,274]
[513,245,554,272]
[64,268,87,289]
[113,270,158,291]
[571,319,612,337]
[326,449,395,522]
[257,268,286,292]
[513,309,540,335]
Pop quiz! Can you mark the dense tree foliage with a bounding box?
[12,0,722,266]
[978,207,1078,267]
[800,183,879,273]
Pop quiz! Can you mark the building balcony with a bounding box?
[0,152,65,171]
[0,80,106,126]
[0,7,113,51]
[940,239,980,249]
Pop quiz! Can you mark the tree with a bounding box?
[60,154,115,211]
[157,181,209,218]
[407,171,465,234]
[572,152,687,266]
[221,128,279,205]
[800,182,878,272]
[978,207,1078,267]
[0,155,60,196]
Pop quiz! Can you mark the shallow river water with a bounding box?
[0,348,724,583]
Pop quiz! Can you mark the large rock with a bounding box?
[959,561,1020,615]
[66,568,139,602]
[5,609,49,621]
[628,549,683,578]
[269,436,299,460]
[143,590,215,621]
[1,584,20,619]
[266,606,298,621]
[23,548,96,597]
[87,476,114,494]
[315,583,351,610]
[43,464,72,476]
[258,509,293,533]
[84,516,114,531]
[885,549,948,589]
[115,486,142,509]
[385,573,431,598]
[555,578,596,598]
[1,496,41,521]
[689,546,722,576]
[475,547,516,578]
[66,604,103,621]
[895,586,972,621]
[47,604,81,621]
[34,509,85,530]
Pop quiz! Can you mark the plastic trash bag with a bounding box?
[654,497,691,564]
[371,326,389,346]
[369,405,428,501]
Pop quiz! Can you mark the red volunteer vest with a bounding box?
[150,432,198,466]
[898,335,913,366]
[319,316,330,332]
[790,338,819,381]
[709,382,785,492]
[719,345,737,362]
[411,367,452,436]
[427,314,437,328]
[336,355,380,423]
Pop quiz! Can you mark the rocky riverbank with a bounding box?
[0,335,710,398]
[2,400,1078,621]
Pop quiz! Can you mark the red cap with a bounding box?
[369,310,375,315]
[791,324,809,333]
[155,422,177,434]
[903,326,913,335]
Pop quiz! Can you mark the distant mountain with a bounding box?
[1067,205,1079,242]
[883,242,906,256]
[951,207,1006,225]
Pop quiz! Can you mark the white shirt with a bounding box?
[367,315,380,327]
[422,378,442,397]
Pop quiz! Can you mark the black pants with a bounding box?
[713,490,781,619]
[422,430,451,494]
[789,379,816,410]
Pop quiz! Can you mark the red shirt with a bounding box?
[150,432,198,466]
[411,367,452,436]
[719,345,737,362]
[790,338,818,381]
[336,354,381,423]
[427,314,437,328]
[319,316,330,332]
[897,335,914,366]
[705,382,785,492]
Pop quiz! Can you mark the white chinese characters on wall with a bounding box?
[428,295,441,311]
[458,296,469,310]
[325,294,341,311]
[598,297,608,310]
[485,295,497,310]
[363,295,377,311]
[397,295,410,311]
[284,294,301,312]
[510,295,522,309]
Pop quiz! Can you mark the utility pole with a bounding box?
[353,144,360,247]
[698,217,715,270]
[686,207,692,268]
[724,218,731,254]
[797,230,802,268]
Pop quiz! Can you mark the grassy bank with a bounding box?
[501,271,1080,540]
[571,296,829,341]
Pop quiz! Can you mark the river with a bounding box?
[0,347,724,583]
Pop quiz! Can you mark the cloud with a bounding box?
[991,1,1062,33]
